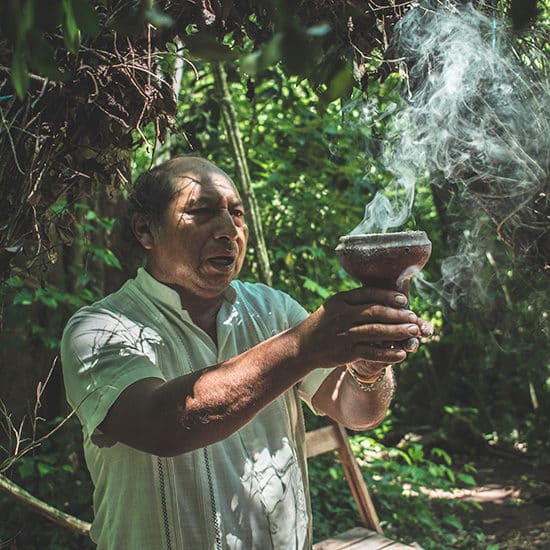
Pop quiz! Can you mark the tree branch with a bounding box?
[0,473,91,536]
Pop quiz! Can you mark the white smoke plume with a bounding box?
[349,0,549,304]
[350,1,548,236]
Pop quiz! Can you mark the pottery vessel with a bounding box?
[335,231,432,297]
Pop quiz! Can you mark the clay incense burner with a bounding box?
[335,231,432,298]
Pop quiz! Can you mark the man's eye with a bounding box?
[187,208,213,216]
[232,210,245,218]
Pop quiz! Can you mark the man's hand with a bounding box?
[295,286,433,370]
[308,287,433,430]
[348,313,434,380]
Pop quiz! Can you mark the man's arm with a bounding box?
[98,328,310,456]
[311,322,433,430]
[97,287,427,456]
[311,366,394,431]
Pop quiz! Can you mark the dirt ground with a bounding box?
[455,454,550,549]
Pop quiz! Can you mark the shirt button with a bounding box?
[270,523,278,534]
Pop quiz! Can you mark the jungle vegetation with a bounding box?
[0,1,548,548]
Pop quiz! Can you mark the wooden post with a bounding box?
[332,421,383,535]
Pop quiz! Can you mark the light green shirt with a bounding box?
[61,268,331,549]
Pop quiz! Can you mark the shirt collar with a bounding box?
[134,267,237,313]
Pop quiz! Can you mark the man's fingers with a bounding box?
[352,343,407,363]
[419,320,434,337]
[349,322,421,341]
[340,286,408,308]
[350,304,418,325]
[402,337,420,352]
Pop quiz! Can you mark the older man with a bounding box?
[61,156,431,549]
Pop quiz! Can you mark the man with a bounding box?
[61,156,431,549]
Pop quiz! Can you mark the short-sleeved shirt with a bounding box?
[61,268,331,549]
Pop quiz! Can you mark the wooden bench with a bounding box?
[306,420,421,549]
[312,526,420,549]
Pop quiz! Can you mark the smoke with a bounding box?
[347,97,418,235]
[349,0,549,305]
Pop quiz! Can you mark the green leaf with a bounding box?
[446,468,456,483]
[407,444,424,462]
[240,34,284,75]
[389,448,412,465]
[36,288,59,309]
[72,0,100,35]
[18,460,35,479]
[43,334,61,349]
[62,0,81,53]
[320,65,355,107]
[302,277,330,299]
[457,472,476,486]
[12,46,29,99]
[91,247,122,269]
[13,288,34,306]
[16,0,34,36]
[431,447,452,466]
[184,32,239,61]
[31,324,44,334]
[79,288,96,302]
[442,515,463,530]
[5,276,24,288]
[36,462,53,476]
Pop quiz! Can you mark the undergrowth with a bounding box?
[307,412,493,549]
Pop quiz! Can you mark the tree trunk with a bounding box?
[212,62,272,286]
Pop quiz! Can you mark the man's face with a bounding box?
[143,163,249,301]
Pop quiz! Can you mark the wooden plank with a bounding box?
[345,537,418,549]
[312,527,375,549]
[313,527,420,550]
[306,425,340,458]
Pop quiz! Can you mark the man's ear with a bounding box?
[131,213,156,250]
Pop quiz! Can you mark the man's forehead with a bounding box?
[172,171,240,202]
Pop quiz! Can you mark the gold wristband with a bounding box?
[346,365,387,391]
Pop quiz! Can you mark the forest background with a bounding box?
[0,1,548,549]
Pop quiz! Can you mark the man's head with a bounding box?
[128,156,248,301]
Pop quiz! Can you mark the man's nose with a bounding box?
[213,209,239,240]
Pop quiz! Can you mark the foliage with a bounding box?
[307,413,489,549]
[3,0,541,282]
[395,235,550,454]
[0,200,119,353]
[0,201,117,548]
[0,0,410,282]
[170,58,420,310]
[0,0,406,99]
[0,4,549,545]
[0,417,94,550]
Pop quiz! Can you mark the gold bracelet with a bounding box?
[346,365,387,391]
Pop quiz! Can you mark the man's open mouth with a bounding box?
[208,256,235,268]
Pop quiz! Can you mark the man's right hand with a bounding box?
[294,286,432,369]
